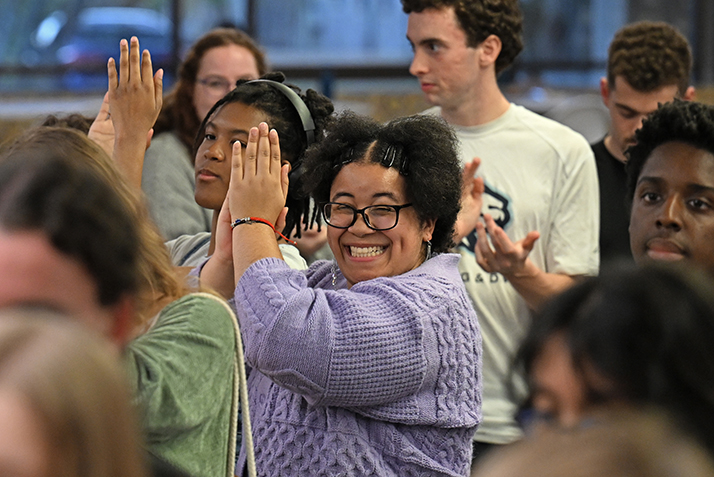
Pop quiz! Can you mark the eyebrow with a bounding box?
[204,121,250,136]
[406,33,443,45]
[614,102,640,114]
[331,191,401,202]
[637,175,714,194]
[614,102,659,117]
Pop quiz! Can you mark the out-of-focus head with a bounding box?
[40,113,94,134]
[0,309,148,477]
[0,131,141,341]
[473,408,714,477]
[194,72,334,237]
[626,101,714,273]
[519,262,714,454]
[302,112,462,286]
[154,27,268,152]
[1,127,187,332]
[601,21,694,160]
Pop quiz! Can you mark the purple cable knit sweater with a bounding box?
[235,253,482,476]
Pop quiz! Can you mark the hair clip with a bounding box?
[333,147,355,169]
[381,143,409,175]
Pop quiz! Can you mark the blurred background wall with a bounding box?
[0,0,711,145]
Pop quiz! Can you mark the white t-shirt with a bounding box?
[428,104,600,444]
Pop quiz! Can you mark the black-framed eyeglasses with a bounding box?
[322,202,413,231]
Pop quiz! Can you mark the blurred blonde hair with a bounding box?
[0,308,149,477]
[1,126,188,325]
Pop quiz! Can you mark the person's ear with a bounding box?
[478,34,502,68]
[422,217,436,242]
[683,86,696,101]
[600,77,611,105]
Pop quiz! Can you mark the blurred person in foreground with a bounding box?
[0,38,240,477]
[0,310,149,477]
[520,262,714,455]
[473,408,714,477]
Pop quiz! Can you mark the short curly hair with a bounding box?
[302,112,462,254]
[608,21,692,95]
[401,0,523,74]
[626,100,714,204]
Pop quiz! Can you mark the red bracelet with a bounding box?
[230,217,297,246]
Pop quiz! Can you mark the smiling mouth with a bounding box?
[349,246,386,258]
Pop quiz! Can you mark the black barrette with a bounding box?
[381,144,408,175]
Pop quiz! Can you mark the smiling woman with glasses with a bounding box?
[200,111,482,476]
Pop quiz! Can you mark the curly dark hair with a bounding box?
[195,72,334,238]
[608,21,692,94]
[154,27,268,155]
[401,0,523,74]
[0,135,140,307]
[302,112,462,254]
[519,261,714,454]
[626,100,714,204]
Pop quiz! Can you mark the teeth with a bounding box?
[350,246,385,257]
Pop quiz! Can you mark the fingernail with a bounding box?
[250,128,258,138]
[157,69,164,79]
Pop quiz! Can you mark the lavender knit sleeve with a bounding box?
[234,257,472,411]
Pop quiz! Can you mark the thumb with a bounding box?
[281,163,290,201]
[275,206,288,233]
[522,231,540,253]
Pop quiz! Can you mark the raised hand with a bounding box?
[106,36,163,187]
[475,213,540,276]
[228,122,289,226]
[88,92,115,158]
[454,157,484,243]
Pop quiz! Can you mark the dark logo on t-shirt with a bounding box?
[459,182,512,254]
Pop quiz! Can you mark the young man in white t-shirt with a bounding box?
[402,0,599,461]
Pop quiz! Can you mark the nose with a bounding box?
[204,141,225,162]
[409,49,427,77]
[347,211,373,236]
[655,195,683,231]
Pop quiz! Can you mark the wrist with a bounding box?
[507,259,539,281]
[231,216,296,245]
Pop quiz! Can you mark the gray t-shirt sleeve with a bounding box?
[142,132,212,240]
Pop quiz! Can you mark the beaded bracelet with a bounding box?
[231,216,297,246]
